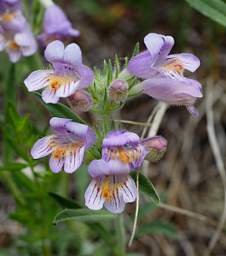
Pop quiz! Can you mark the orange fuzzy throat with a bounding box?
[2,12,16,22]
[162,59,184,74]
[48,75,74,91]
[108,147,142,164]
[101,176,122,201]
[8,41,20,50]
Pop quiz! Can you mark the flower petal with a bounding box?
[42,86,60,104]
[144,33,174,63]
[104,191,125,214]
[143,77,203,105]
[128,50,157,79]
[64,146,85,173]
[15,32,37,56]
[55,79,80,98]
[120,175,137,203]
[31,135,53,159]
[24,70,53,92]
[63,43,82,67]
[50,117,71,130]
[88,159,111,178]
[168,53,200,72]
[77,65,94,89]
[49,155,64,173]
[85,178,105,210]
[103,130,140,147]
[44,40,64,64]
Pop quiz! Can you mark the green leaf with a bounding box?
[131,172,160,203]
[137,220,179,238]
[0,163,28,172]
[49,192,81,209]
[185,0,226,26]
[34,92,85,123]
[53,209,116,224]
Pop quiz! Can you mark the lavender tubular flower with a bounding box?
[142,77,203,115]
[0,29,37,62]
[38,4,80,45]
[31,117,96,173]
[24,40,94,104]
[102,130,146,170]
[85,159,136,213]
[128,33,200,80]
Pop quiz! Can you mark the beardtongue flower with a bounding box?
[85,159,136,213]
[128,33,200,80]
[31,117,96,173]
[24,40,94,104]
[0,29,37,62]
[142,136,167,163]
[142,77,203,116]
[0,10,27,32]
[38,4,80,45]
[102,130,147,170]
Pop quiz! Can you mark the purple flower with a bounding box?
[0,29,37,62]
[0,10,27,32]
[85,159,136,213]
[128,33,200,80]
[0,0,20,11]
[102,130,146,170]
[31,117,96,173]
[24,40,94,104]
[38,4,80,45]
[142,77,203,115]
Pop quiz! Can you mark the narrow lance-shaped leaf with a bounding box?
[185,0,226,27]
[34,92,85,124]
[131,172,160,204]
[53,209,116,224]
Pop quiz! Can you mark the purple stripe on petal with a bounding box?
[104,190,125,214]
[42,86,60,104]
[24,70,53,92]
[85,178,104,210]
[49,155,64,173]
[120,176,137,203]
[64,146,85,173]
[56,80,79,98]
[31,135,53,159]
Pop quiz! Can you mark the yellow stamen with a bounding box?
[8,41,20,50]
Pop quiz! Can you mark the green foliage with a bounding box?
[53,209,117,224]
[185,0,226,26]
[137,220,179,238]
[131,172,160,203]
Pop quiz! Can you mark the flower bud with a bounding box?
[142,136,167,163]
[109,79,128,102]
[68,90,92,112]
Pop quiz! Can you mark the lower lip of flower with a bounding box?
[47,75,75,91]
[2,12,16,22]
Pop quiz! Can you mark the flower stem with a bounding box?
[116,214,126,256]
[128,170,140,247]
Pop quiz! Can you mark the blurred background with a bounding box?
[1,0,226,255]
